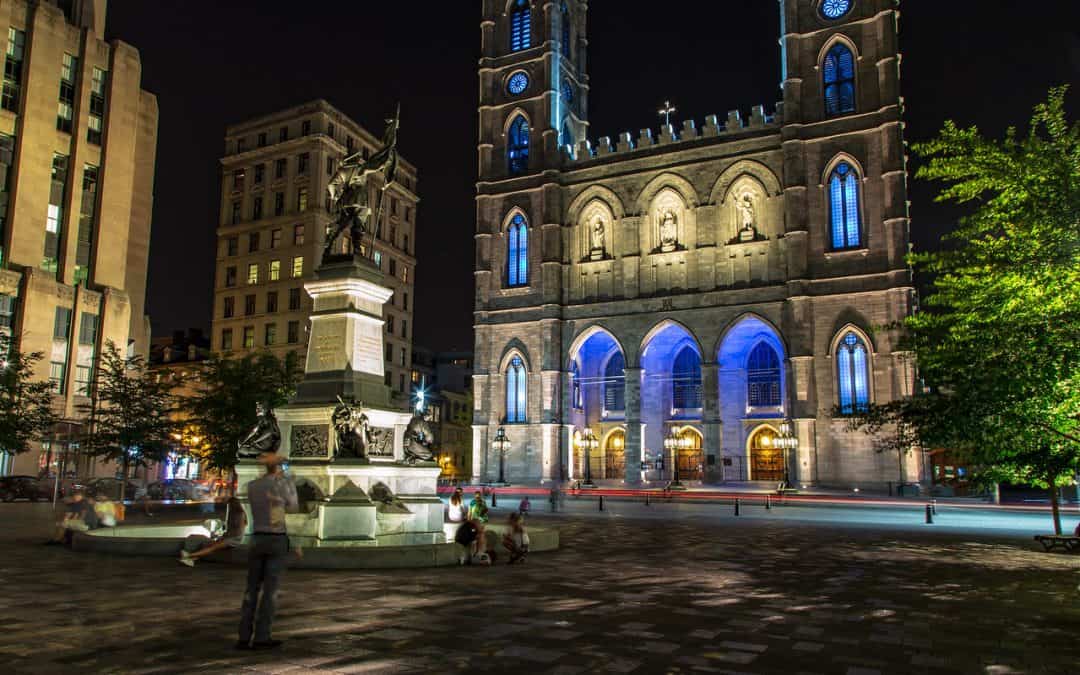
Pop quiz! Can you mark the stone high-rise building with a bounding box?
[212,100,419,404]
[472,0,917,488]
[0,0,158,477]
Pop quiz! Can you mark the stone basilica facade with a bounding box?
[472,0,918,488]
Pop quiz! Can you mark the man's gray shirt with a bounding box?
[247,473,298,534]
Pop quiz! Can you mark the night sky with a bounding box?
[106,1,1079,353]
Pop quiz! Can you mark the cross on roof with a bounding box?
[658,100,677,126]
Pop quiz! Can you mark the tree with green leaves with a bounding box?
[182,350,301,472]
[906,86,1080,533]
[0,333,59,464]
[80,341,177,497]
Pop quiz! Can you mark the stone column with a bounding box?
[624,367,643,484]
[701,363,723,484]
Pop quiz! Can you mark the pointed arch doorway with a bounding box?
[603,428,625,479]
[674,426,704,481]
[748,425,784,482]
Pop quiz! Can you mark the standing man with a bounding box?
[237,450,297,650]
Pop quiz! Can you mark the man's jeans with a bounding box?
[238,534,289,644]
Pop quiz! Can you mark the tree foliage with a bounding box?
[81,341,178,483]
[182,350,301,472]
[0,333,59,456]
[907,86,1080,531]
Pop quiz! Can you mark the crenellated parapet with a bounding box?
[564,103,783,164]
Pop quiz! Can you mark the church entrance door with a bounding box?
[675,427,703,481]
[749,426,784,482]
[604,429,625,479]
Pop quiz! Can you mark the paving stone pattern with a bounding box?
[1,503,1079,674]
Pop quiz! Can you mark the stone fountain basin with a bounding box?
[72,521,559,569]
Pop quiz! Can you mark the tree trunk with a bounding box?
[119,453,129,502]
[1049,484,1062,535]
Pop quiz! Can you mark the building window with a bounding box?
[837,332,870,413]
[403,234,410,255]
[86,67,107,144]
[400,347,406,367]
[244,294,256,316]
[823,43,856,117]
[236,138,246,153]
[561,2,572,58]
[604,352,626,411]
[242,326,255,349]
[54,306,72,340]
[49,361,66,394]
[78,313,98,346]
[248,232,259,253]
[43,155,69,275]
[301,120,311,136]
[747,342,781,407]
[269,259,281,281]
[507,115,530,175]
[346,136,354,153]
[288,287,301,310]
[264,323,277,346]
[385,342,393,362]
[506,213,528,287]
[2,28,26,112]
[297,153,309,175]
[0,133,14,260]
[510,0,532,52]
[274,158,286,180]
[401,319,407,338]
[389,258,397,277]
[402,292,409,311]
[274,192,285,216]
[75,165,99,285]
[326,122,335,140]
[232,168,245,191]
[270,228,282,248]
[56,53,77,133]
[257,132,266,148]
[829,161,862,249]
[291,256,304,278]
[231,201,241,225]
[0,294,15,330]
[224,266,237,287]
[386,315,395,334]
[254,164,264,184]
[221,328,233,350]
[266,291,278,313]
[402,265,409,283]
[279,126,288,143]
[223,296,235,318]
[505,355,527,423]
[571,362,582,410]
[293,224,305,245]
[247,263,258,285]
[75,365,92,396]
[252,196,263,220]
[287,320,300,344]
[373,250,382,269]
[672,347,702,409]
[226,237,238,257]
[297,187,308,213]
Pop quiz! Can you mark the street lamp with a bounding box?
[663,428,689,490]
[575,429,599,488]
[774,418,799,488]
[491,427,511,485]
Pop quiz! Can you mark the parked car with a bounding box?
[83,478,147,502]
[0,476,52,502]
[146,479,212,501]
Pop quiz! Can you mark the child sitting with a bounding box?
[501,512,530,564]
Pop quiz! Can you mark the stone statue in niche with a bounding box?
[589,214,606,260]
[659,209,679,252]
[737,193,757,242]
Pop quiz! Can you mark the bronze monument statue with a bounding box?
[237,402,282,459]
[332,396,371,461]
[322,105,401,263]
[402,413,437,464]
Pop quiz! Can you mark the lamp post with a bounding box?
[775,418,799,488]
[576,429,599,488]
[492,427,511,485]
[663,428,688,490]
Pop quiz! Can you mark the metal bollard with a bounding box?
[765,494,771,510]
[931,499,937,516]
[599,495,604,511]
[925,504,934,524]
[734,498,741,516]
[492,492,497,508]
[645,493,650,507]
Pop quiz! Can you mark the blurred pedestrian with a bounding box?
[237,451,297,651]
[181,497,247,567]
[94,491,118,528]
[468,490,490,561]
[48,489,90,544]
[518,495,531,517]
[502,511,530,564]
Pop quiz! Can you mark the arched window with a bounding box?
[747,342,781,407]
[561,3,572,58]
[829,161,862,249]
[506,213,529,287]
[571,361,582,410]
[510,0,532,52]
[672,347,702,409]
[506,355,528,423]
[507,115,530,175]
[560,118,574,151]
[604,352,625,412]
[823,43,856,116]
[836,332,870,413]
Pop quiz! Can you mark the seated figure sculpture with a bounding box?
[237,403,281,459]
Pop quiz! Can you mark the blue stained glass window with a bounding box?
[506,355,527,423]
[507,115,530,175]
[561,3,572,58]
[672,347,702,409]
[562,81,573,104]
[604,352,626,412]
[510,0,532,52]
[837,332,869,413]
[829,161,862,249]
[821,0,851,20]
[824,43,856,116]
[561,119,574,150]
[507,213,528,287]
[507,72,529,95]
[747,342,782,407]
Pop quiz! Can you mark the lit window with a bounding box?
[242,326,255,349]
[297,187,308,213]
[505,355,527,423]
[506,213,528,287]
[829,161,862,249]
[507,72,529,96]
[247,263,258,285]
[837,332,870,413]
[823,43,856,116]
[291,256,303,278]
[510,0,532,52]
[269,260,281,281]
[747,342,781,407]
[507,115,530,175]
[604,352,625,411]
[821,0,852,20]
[56,53,77,133]
[672,347,702,409]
